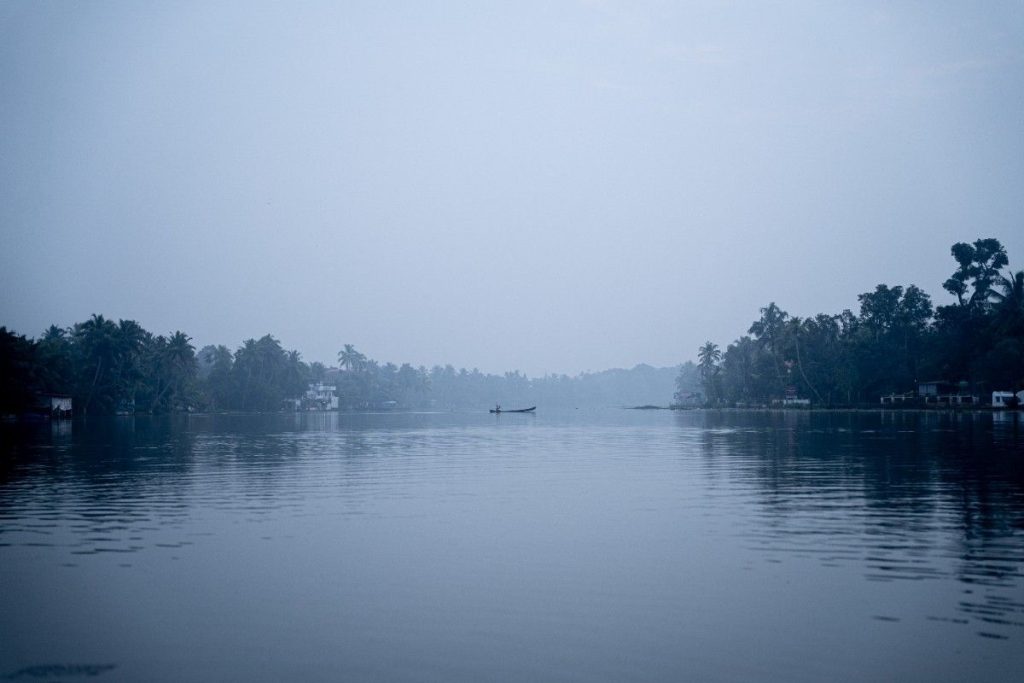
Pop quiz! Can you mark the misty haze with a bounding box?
[2,2,1023,682]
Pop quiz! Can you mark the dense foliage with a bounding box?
[1,320,684,415]
[685,238,1024,406]
[0,320,308,415]
[2,317,203,415]
[10,236,1012,415]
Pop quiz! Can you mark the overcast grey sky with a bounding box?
[2,1,1022,375]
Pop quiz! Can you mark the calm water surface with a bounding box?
[1,410,1022,682]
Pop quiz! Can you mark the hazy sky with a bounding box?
[2,1,1022,375]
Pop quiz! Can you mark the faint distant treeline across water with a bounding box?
[684,237,1024,407]
[1,321,693,416]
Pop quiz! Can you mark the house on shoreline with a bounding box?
[880,381,1007,407]
[43,394,72,418]
[3,394,73,420]
[917,380,979,406]
[992,391,1024,409]
[284,383,339,412]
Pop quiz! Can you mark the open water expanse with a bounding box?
[1,409,1023,682]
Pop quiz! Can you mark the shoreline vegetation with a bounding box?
[679,238,1024,411]
[631,404,1018,412]
[3,237,1021,418]
[1,326,685,417]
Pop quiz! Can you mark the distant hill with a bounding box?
[429,363,693,410]
[556,364,683,408]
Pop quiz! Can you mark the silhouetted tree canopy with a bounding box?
[5,237,1019,415]
[688,237,1024,406]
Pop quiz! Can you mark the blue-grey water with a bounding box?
[1,409,1022,682]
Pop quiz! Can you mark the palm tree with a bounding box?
[787,317,825,405]
[748,303,788,351]
[201,345,234,410]
[992,269,1024,334]
[147,331,196,412]
[338,344,367,373]
[36,325,73,394]
[748,302,789,389]
[697,341,721,378]
[283,349,309,398]
[112,319,149,402]
[165,331,195,369]
[73,314,119,413]
[993,270,1024,310]
[697,341,722,405]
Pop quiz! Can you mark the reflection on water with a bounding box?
[1,410,1022,682]
[691,410,1024,641]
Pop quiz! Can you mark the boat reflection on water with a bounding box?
[489,406,536,414]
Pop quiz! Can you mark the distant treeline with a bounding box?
[685,237,1024,406]
[1,321,689,416]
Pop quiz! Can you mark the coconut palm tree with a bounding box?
[748,302,789,390]
[35,325,73,395]
[282,349,309,399]
[993,270,1024,310]
[697,341,722,405]
[338,344,367,373]
[697,342,721,378]
[146,331,196,412]
[72,314,119,413]
[111,319,150,403]
[992,269,1024,334]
